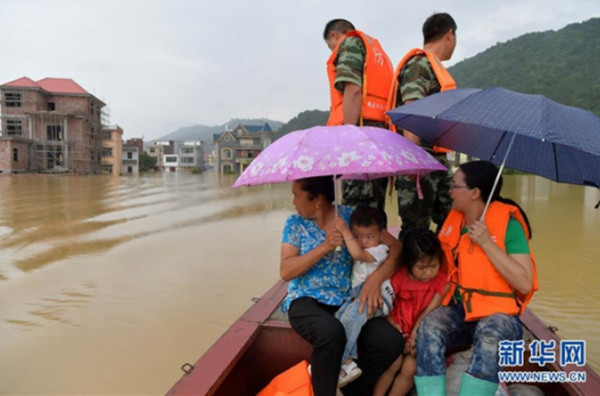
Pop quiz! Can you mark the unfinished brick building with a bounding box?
[0,77,106,174]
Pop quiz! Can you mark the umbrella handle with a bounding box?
[334,175,342,252]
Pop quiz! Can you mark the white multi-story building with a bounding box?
[178,140,204,170]
[122,145,139,175]
[163,153,179,171]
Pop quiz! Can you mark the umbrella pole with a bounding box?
[333,175,339,218]
[481,132,517,220]
[334,175,342,252]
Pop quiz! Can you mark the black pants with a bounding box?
[288,297,404,396]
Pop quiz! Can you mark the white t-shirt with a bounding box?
[351,244,389,288]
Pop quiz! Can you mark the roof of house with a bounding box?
[102,125,123,133]
[215,131,236,143]
[2,76,90,95]
[37,78,89,94]
[243,122,272,133]
[214,122,273,143]
[3,77,38,88]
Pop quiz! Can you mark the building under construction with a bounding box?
[0,76,106,174]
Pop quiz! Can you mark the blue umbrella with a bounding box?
[388,87,600,212]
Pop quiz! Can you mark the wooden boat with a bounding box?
[167,280,600,395]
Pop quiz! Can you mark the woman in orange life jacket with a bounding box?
[414,161,537,396]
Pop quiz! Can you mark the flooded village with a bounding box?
[1,75,599,395]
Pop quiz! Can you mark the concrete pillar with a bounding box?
[28,115,33,139]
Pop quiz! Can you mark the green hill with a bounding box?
[449,18,600,116]
[274,109,329,140]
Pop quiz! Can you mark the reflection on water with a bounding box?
[0,172,598,394]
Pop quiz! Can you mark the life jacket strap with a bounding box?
[452,281,517,313]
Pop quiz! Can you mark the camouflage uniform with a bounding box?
[334,36,388,211]
[395,55,452,240]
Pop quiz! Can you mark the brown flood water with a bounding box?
[0,172,598,395]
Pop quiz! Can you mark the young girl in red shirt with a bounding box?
[374,228,449,396]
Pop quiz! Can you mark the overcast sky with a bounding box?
[1,0,599,140]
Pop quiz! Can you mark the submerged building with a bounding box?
[122,144,139,175]
[0,76,106,174]
[213,123,273,173]
[162,141,204,172]
[101,125,123,176]
[146,140,174,168]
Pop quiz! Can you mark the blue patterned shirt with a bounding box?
[281,205,354,312]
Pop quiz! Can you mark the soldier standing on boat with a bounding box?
[386,12,457,241]
[324,19,394,211]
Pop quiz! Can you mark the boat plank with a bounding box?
[166,320,259,396]
[520,309,600,395]
[167,280,600,396]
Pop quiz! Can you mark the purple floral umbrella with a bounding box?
[232,125,447,189]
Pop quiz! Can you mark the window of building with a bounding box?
[240,139,253,146]
[103,164,113,173]
[90,103,94,115]
[13,148,18,162]
[103,147,113,158]
[181,157,194,164]
[127,152,133,159]
[150,148,156,153]
[46,125,63,141]
[102,131,112,140]
[165,156,177,163]
[5,92,21,107]
[263,139,271,148]
[181,147,194,154]
[222,148,233,159]
[47,102,55,111]
[47,150,63,168]
[127,166,133,173]
[6,120,23,136]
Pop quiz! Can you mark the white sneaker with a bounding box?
[338,360,362,388]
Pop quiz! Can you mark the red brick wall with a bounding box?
[1,89,46,114]
[126,138,144,155]
[0,139,32,173]
[1,87,104,174]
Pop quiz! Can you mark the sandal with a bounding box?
[338,360,362,387]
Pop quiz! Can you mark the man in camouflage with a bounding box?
[394,13,457,240]
[323,19,389,211]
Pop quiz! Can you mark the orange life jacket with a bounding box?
[438,201,538,321]
[257,360,313,396]
[326,30,393,126]
[386,48,456,152]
